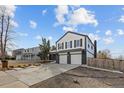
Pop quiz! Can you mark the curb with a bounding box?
[81,65,123,74]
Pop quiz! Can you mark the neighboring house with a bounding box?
[12,47,41,60]
[13,47,56,60]
[56,31,97,65]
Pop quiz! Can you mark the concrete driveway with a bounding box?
[0,63,79,88]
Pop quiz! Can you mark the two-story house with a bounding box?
[56,31,97,65]
[13,47,41,60]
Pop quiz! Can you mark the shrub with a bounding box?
[9,66,14,68]
[28,64,32,66]
[17,65,21,68]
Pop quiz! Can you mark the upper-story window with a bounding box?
[27,49,29,52]
[76,40,80,47]
[88,44,90,48]
[67,42,70,48]
[70,41,72,48]
[91,46,93,50]
[65,41,72,49]
[74,39,82,48]
[58,43,64,50]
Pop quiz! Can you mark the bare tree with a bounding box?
[117,55,124,60]
[0,6,16,69]
[97,49,111,59]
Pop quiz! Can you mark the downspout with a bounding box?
[94,40,97,58]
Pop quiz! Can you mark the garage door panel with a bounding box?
[71,54,81,64]
[59,55,67,64]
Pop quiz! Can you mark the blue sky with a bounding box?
[11,5,124,57]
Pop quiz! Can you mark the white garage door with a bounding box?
[71,54,82,64]
[59,54,67,64]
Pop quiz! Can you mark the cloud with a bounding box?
[10,20,18,28]
[48,36,53,40]
[105,30,112,36]
[29,20,37,29]
[42,9,47,15]
[68,8,98,27]
[96,30,100,33]
[0,5,17,18]
[55,5,68,24]
[119,15,124,23]
[35,35,42,40]
[63,26,77,32]
[18,32,28,37]
[54,6,98,32]
[122,8,124,11]
[117,29,124,35]
[70,5,80,11]
[88,33,101,42]
[103,37,114,45]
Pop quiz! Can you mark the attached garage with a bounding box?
[70,52,82,64]
[58,51,82,65]
[59,53,67,64]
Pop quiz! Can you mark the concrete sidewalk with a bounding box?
[0,63,79,88]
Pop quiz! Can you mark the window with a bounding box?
[91,46,93,50]
[70,41,72,48]
[65,42,67,49]
[76,40,80,47]
[88,44,90,48]
[74,40,81,48]
[67,42,70,48]
[27,49,29,52]
[58,43,64,50]
[65,41,72,49]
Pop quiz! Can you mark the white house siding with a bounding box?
[57,32,85,51]
[70,51,82,64]
[16,55,22,60]
[86,37,94,58]
[87,51,94,58]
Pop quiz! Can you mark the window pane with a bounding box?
[77,40,80,47]
[70,41,72,48]
[65,42,67,49]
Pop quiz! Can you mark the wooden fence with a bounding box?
[87,58,124,72]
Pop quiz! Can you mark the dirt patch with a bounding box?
[30,66,124,88]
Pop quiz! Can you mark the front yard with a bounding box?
[30,66,124,88]
[0,62,124,88]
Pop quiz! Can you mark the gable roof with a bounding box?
[56,31,95,46]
